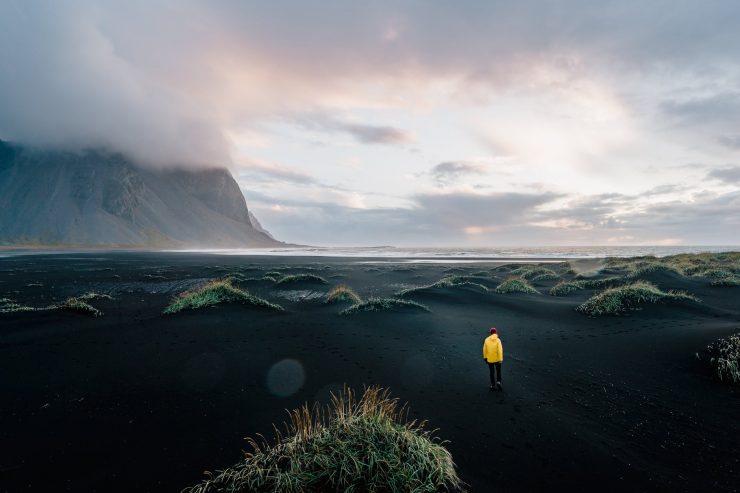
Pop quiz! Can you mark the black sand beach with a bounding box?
[1,252,738,492]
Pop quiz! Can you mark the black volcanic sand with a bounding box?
[1,253,738,493]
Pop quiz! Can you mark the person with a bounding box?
[483,327,503,391]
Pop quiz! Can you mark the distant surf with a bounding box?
[164,245,738,260]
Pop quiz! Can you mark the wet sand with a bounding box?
[0,252,738,492]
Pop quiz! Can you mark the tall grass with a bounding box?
[711,276,740,286]
[324,284,362,304]
[1,293,110,316]
[576,281,698,316]
[604,252,740,280]
[183,386,463,493]
[54,297,103,317]
[494,277,539,294]
[699,333,740,385]
[276,274,328,285]
[624,263,684,279]
[397,275,489,297]
[509,266,559,281]
[0,297,39,314]
[340,297,429,315]
[164,279,283,314]
[77,292,113,302]
[549,277,622,296]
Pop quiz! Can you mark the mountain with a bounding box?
[0,141,283,247]
[248,211,277,241]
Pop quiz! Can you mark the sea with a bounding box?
[164,245,738,262]
[1,245,736,261]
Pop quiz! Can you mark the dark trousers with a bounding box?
[488,362,502,386]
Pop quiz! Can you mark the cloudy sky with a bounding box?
[1,0,739,246]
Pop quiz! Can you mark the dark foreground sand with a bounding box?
[0,253,738,492]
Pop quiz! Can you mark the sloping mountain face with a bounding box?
[248,211,276,240]
[0,141,281,247]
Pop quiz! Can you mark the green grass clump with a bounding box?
[510,266,559,281]
[397,275,489,297]
[576,281,698,316]
[164,279,283,314]
[494,277,539,294]
[53,297,103,317]
[77,292,113,301]
[223,272,249,283]
[604,252,740,279]
[183,386,463,493]
[549,280,587,296]
[695,269,734,279]
[624,263,684,279]
[711,276,740,286]
[276,274,329,285]
[1,293,109,316]
[340,297,429,315]
[253,271,283,281]
[324,285,362,304]
[0,297,39,314]
[699,333,740,385]
[549,277,622,296]
[432,275,489,290]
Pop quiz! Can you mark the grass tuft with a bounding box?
[53,297,103,317]
[624,263,684,279]
[699,333,740,385]
[549,280,586,296]
[509,266,559,281]
[164,279,283,314]
[1,292,111,316]
[711,276,740,286]
[183,386,463,493]
[604,252,740,280]
[340,297,429,315]
[494,277,539,294]
[576,281,698,316]
[549,277,622,296]
[77,292,113,302]
[276,274,329,285]
[223,272,249,283]
[324,285,362,304]
[397,275,489,297]
[0,297,39,314]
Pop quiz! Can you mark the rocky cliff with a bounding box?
[0,141,281,247]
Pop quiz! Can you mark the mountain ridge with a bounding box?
[0,141,284,248]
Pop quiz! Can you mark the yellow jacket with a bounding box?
[483,334,503,363]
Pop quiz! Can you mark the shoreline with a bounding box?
[1,245,738,262]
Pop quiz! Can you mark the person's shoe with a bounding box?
[497,382,503,391]
[489,385,494,391]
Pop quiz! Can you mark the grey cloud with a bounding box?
[428,161,486,182]
[0,2,230,168]
[707,166,740,184]
[248,186,740,246]
[619,192,740,242]
[292,114,414,145]
[4,1,740,165]
[237,162,318,185]
[718,135,740,150]
[339,123,413,145]
[245,188,562,245]
[661,92,740,125]
[412,191,560,228]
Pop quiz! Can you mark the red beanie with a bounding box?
[490,327,497,335]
